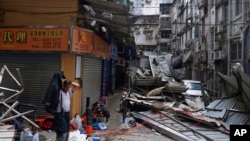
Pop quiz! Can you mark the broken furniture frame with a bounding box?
[0,65,39,129]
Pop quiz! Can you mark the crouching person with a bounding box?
[92,101,110,123]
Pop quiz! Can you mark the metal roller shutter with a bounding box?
[0,52,60,116]
[81,57,102,114]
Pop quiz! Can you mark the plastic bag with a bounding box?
[70,114,83,130]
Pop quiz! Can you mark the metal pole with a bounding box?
[1,102,39,128]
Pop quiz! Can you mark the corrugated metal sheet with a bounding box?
[132,110,230,141]
[206,97,246,111]
[204,97,250,127]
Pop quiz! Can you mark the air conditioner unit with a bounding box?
[214,44,220,51]
[214,50,223,60]
[215,25,224,34]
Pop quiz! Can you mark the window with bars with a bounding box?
[231,41,242,60]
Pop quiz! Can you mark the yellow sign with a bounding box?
[93,35,110,59]
[71,28,92,53]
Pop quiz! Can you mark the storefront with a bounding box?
[71,28,111,113]
[0,26,111,118]
[0,27,71,116]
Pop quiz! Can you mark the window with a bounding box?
[224,2,228,21]
[160,30,171,38]
[195,26,199,38]
[160,43,171,52]
[188,83,201,90]
[160,17,171,27]
[211,28,215,50]
[235,0,242,16]
[160,3,171,15]
[231,41,242,60]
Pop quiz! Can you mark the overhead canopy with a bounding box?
[83,0,134,45]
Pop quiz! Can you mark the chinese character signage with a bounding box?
[0,28,69,51]
[93,35,110,59]
[110,38,118,60]
[71,28,93,53]
[125,45,135,58]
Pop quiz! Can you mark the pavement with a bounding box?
[37,88,172,141]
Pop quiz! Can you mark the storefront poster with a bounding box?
[71,28,92,53]
[0,27,69,51]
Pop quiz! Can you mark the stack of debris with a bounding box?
[123,63,250,141]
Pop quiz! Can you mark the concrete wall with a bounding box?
[0,0,79,26]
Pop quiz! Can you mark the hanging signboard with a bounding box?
[71,27,93,53]
[110,38,118,60]
[0,27,69,51]
[92,34,110,59]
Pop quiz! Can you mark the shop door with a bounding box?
[81,57,102,114]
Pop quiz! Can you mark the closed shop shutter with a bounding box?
[81,57,102,114]
[0,52,60,117]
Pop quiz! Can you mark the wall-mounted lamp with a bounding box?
[83,5,96,17]
[101,26,107,32]
[90,20,96,27]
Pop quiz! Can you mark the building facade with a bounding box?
[171,0,250,99]
[0,0,129,118]
[129,0,173,71]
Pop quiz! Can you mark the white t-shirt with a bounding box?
[56,88,73,113]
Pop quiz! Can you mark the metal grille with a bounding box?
[81,57,102,114]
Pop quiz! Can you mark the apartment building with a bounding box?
[129,0,173,70]
[172,0,250,98]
